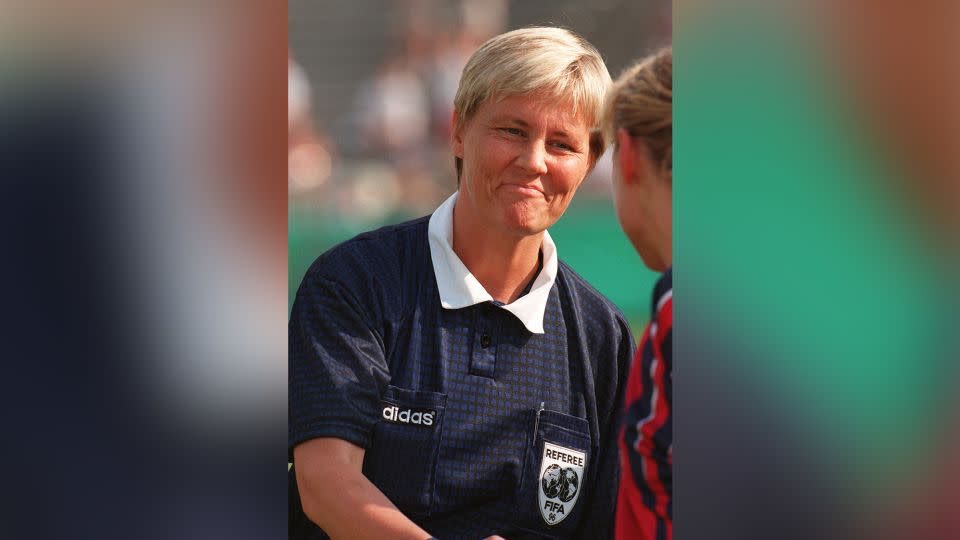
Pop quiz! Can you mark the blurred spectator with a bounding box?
[357,53,430,161]
[292,0,667,219]
[426,29,480,145]
[354,50,431,213]
[289,53,334,194]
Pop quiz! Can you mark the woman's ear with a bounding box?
[615,128,638,184]
[451,110,465,158]
[616,128,659,187]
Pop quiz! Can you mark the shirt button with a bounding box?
[480,333,492,348]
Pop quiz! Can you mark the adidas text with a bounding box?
[381,405,435,426]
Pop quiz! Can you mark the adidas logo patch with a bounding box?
[381,403,436,426]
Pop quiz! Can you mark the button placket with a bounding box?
[469,304,499,378]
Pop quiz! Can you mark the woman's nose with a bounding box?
[516,142,548,176]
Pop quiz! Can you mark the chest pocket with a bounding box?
[515,408,592,538]
[362,384,446,517]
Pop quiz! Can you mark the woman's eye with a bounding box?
[500,127,523,136]
[551,142,573,151]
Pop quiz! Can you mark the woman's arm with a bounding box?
[294,437,433,540]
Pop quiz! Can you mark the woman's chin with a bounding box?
[499,207,551,237]
[637,248,667,273]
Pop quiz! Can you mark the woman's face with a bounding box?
[612,133,672,272]
[453,93,594,237]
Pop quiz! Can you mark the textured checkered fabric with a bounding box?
[289,216,634,539]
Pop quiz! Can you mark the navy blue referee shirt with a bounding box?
[290,194,635,539]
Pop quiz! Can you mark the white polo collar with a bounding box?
[428,192,558,334]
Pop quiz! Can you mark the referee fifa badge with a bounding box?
[538,442,586,525]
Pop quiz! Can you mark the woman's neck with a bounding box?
[452,198,543,304]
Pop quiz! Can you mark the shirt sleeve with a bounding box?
[575,317,636,540]
[288,268,391,456]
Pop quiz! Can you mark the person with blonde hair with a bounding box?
[602,47,673,540]
[290,27,634,539]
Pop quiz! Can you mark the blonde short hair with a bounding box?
[453,27,612,179]
[603,47,672,177]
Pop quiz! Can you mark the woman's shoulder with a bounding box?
[302,216,431,288]
[555,260,633,343]
[556,261,629,320]
[293,216,432,324]
[649,267,673,321]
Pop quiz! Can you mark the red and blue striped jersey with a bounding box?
[616,269,672,540]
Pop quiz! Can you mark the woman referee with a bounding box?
[289,27,634,540]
